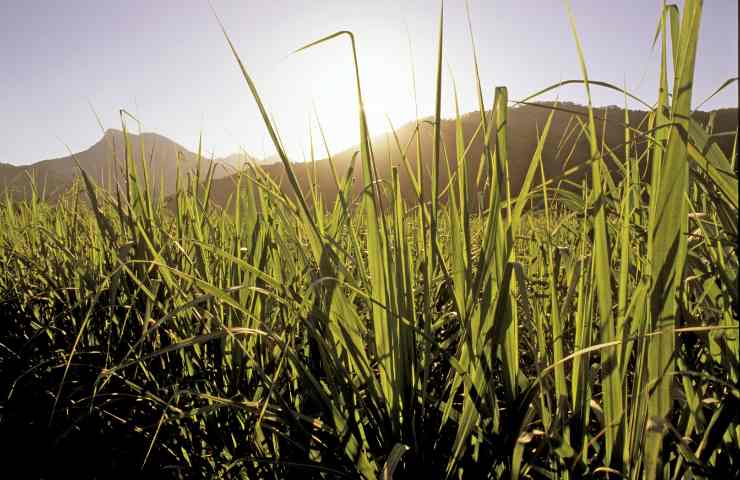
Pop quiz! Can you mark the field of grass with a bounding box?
[1,1,738,478]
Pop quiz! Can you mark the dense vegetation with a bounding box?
[1,1,737,478]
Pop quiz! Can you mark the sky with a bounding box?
[1,0,737,165]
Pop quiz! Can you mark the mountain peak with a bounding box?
[100,129,184,149]
[103,128,124,138]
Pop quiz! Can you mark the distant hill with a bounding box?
[209,103,738,208]
[0,129,263,201]
[3,105,736,206]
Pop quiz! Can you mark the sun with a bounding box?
[261,36,417,161]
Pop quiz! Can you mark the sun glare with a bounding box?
[258,31,416,161]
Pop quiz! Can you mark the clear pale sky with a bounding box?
[1,0,737,165]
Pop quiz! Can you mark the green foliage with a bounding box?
[1,1,738,478]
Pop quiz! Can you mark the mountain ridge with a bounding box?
[1,129,265,201]
[208,102,738,207]
[2,104,737,205]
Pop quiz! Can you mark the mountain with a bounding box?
[4,104,736,206]
[209,103,738,208]
[0,129,261,201]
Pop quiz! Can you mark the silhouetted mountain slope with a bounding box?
[0,163,22,185]
[1,129,259,201]
[4,105,735,206]
[210,103,737,208]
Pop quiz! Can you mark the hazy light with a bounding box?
[0,0,736,165]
